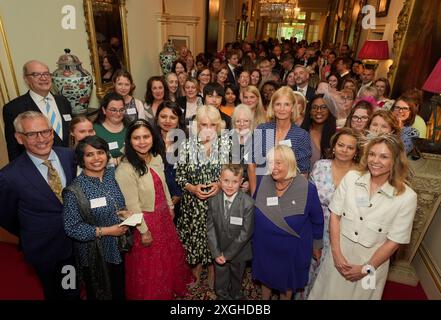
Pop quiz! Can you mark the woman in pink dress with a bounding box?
[116,119,193,299]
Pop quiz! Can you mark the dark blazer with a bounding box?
[2,91,72,161]
[0,147,76,269]
[292,85,316,104]
[207,191,254,262]
[338,72,352,90]
[226,65,238,86]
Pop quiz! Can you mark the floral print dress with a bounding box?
[176,134,231,265]
[296,159,335,299]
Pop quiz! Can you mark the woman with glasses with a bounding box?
[309,134,416,300]
[93,92,128,164]
[335,89,355,129]
[391,97,421,153]
[400,88,427,138]
[144,76,169,124]
[197,67,212,96]
[301,94,337,168]
[63,135,129,300]
[344,100,374,135]
[231,104,255,194]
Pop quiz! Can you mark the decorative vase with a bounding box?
[52,49,93,116]
[159,40,177,75]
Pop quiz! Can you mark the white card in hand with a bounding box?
[90,197,107,209]
[108,141,119,150]
[230,216,243,226]
[119,213,143,227]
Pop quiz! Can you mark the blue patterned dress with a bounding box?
[63,167,125,266]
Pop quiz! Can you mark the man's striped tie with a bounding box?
[44,97,61,137]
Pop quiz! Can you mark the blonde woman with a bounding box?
[249,86,312,195]
[252,145,323,300]
[241,85,267,127]
[176,105,231,288]
[309,134,417,300]
[293,91,306,127]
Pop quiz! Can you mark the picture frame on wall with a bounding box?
[376,0,391,17]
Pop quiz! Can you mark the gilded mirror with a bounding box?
[84,0,130,99]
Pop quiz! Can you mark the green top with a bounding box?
[93,123,127,158]
[412,115,427,139]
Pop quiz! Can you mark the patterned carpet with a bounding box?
[180,264,268,300]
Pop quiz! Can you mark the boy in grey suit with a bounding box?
[207,164,254,300]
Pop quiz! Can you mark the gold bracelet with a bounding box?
[97,227,103,238]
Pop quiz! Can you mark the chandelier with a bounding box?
[259,0,300,21]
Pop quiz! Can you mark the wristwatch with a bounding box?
[363,263,375,275]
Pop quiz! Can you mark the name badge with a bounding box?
[126,108,137,115]
[279,139,292,147]
[62,114,72,121]
[267,197,278,206]
[108,141,119,150]
[356,196,371,207]
[230,216,243,226]
[90,197,107,209]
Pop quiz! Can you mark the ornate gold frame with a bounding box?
[83,0,130,99]
[386,0,415,87]
[0,14,19,101]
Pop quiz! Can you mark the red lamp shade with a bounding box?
[358,40,389,60]
[422,58,441,93]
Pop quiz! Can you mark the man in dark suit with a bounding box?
[292,65,316,104]
[0,111,78,300]
[279,54,294,83]
[2,60,72,161]
[335,56,353,90]
[207,164,254,300]
[226,51,240,86]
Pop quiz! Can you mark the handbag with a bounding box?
[117,228,133,253]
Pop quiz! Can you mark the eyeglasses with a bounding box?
[352,115,370,122]
[107,108,126,114]
[311,104,328,111]
[19,128,53,139]
[393,106,410,112]
[341,96,354,102]
[25,72,52,78]
[200,73,211,77]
